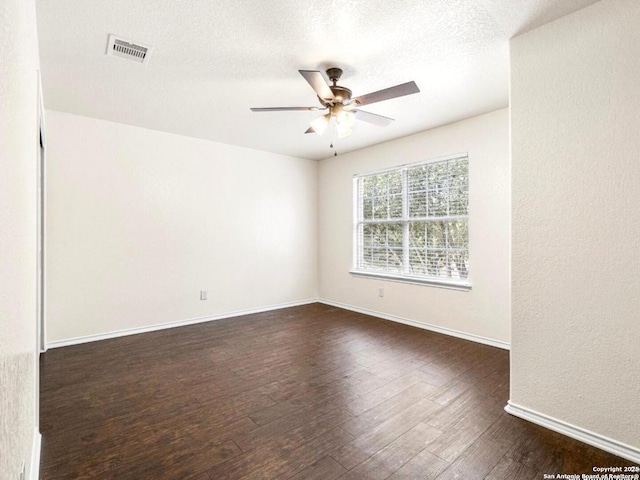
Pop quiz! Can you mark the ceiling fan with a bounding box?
[250,68,420,139]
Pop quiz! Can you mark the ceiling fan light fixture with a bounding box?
[336,110,355,127]
[337,122,352,138]
[310,114,330,135]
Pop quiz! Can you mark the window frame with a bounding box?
[351,153,471,291]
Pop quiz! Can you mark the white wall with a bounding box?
[510,0,640,452]
[45,111,318,343]
[0,0,40,478]
[318,109,510,345]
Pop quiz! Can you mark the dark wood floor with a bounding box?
[40,303,636,479]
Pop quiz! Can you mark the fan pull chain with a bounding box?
[330,141,339,156]
[330,123,338,156]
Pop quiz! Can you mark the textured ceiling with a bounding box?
[36,0,598,160]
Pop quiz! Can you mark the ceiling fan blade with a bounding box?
[353,109,395,126]
[351,81,420,107]
[304,126,315,134]
[299,70,335,101]
[250,106,321,112]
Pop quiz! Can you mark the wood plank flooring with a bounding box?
[40,303,637,479]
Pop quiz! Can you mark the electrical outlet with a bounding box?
[200,290,208,300]
[378,287,384,297]
[19,461,25,480]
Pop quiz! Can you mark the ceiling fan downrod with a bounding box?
[326,67,343,86]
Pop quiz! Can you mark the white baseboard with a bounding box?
[318,298,510,350]
[46,297,510,351]
[505,401,640,464]
[46,298,319,349]
[31,429,41,480]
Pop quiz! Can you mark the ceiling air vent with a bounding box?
[106,34,152,65]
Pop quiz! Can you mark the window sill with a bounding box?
[349,270,472,291]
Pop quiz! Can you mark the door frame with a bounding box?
[37,71,47,354]
[36,72,46,430]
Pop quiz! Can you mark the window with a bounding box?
[353,154,470,288]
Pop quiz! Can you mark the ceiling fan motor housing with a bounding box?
[320,68,353,106]
[326,86,352,104]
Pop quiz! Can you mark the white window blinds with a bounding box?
[354,154,469,286]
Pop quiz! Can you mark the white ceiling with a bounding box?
[36,0,598,160]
